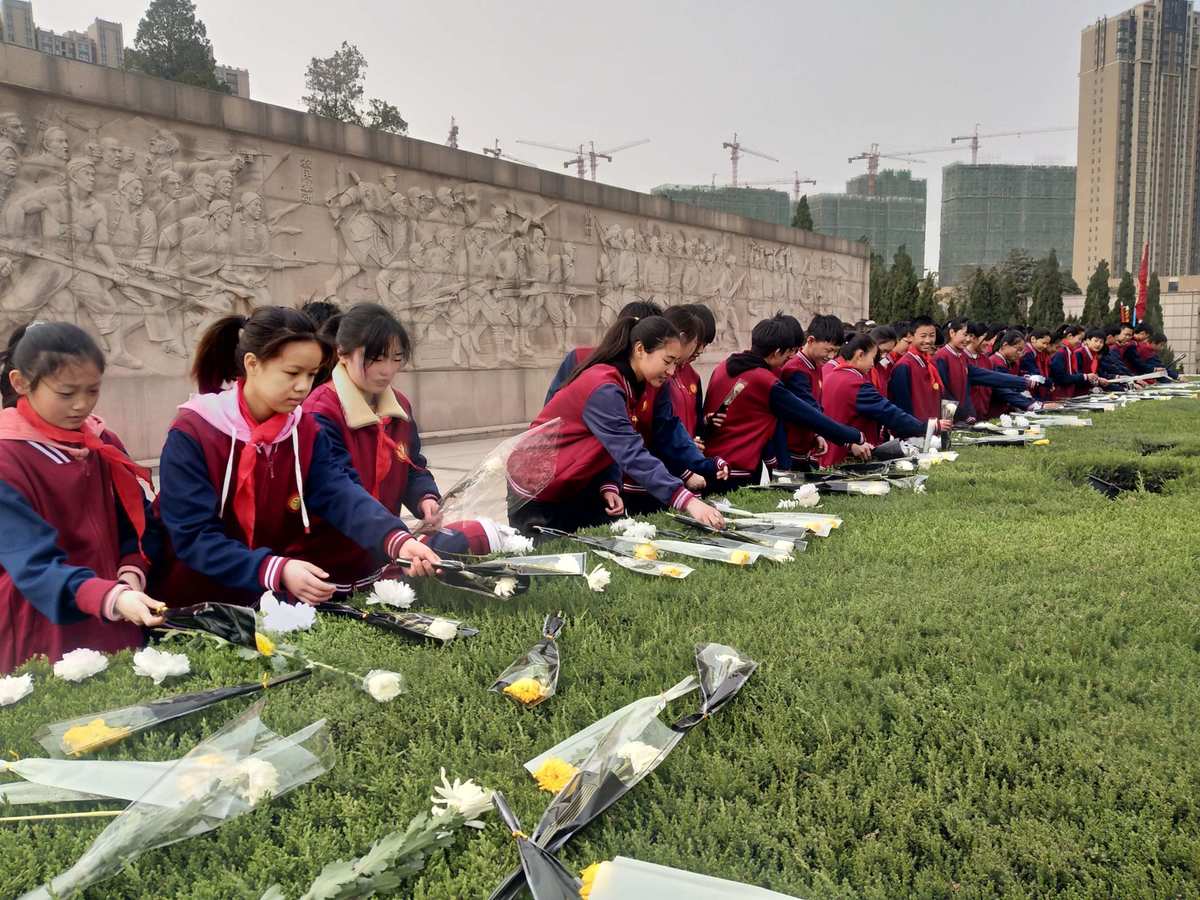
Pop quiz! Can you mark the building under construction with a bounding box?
[938,163,1076,287]
[808,170,927,272]
[651,184,792,227]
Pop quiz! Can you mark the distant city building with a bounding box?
[939,163,1076,287]
[1,0,35,48]
[1075,0,1200,287]
[215,64,251,98]
[36,27,94,63]
[87,18,122,68]
[650,184,791,226]
[809,169,927,272]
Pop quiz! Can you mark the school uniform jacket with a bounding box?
[780,352,825,458]
[511,363,694,510]
[621,384,721,497]
[704,353,862,477]
[667,362,704,437]
[1100,346,1133,379]
[888,350,944,420]
[1122,341,1154,375]
[936,345,1030,420]
[544,346,594,404]
[0,412,156,672]
[300,362,440,588]
[157,386,414,606]
[965,350,993,419]
[984,352,1035,416]
[1020,348,1053,400]
[1049,344,1088,398]
[819,364,923,467]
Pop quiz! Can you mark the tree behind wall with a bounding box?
[791,195,813,230]
[303,42,408,134]
[1143,272,1164,333]
[1029,250,1065,328]
[868,251,889,322]
[1079,259,1110,326]
[124,0,229,92]
[913,272,938,319]
[887,245,919,321]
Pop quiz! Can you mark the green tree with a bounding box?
[913,272,938,319]
[1143,271,1164,333]
[302,42,408,133]
[1000,248,1037,298]
[964,268,1002,322]
[791,195,813,230]
[868,251,889,322]
[1115,270,1135,326]
[1029,250,1066,328]
[124,0,228,91]
[365,98,408,135]
[996,269,1022,323]
[887,245,920,322]
[1079,259,1110,326]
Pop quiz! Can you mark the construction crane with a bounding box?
[722,133,778,188]
[950,124,1078,164]
[445,116,459,150]
[515,138,650,181]
[739,171,818,201]
[847,143,960,196]
[482,138,535,167]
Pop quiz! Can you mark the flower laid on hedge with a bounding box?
[491,613,565,708]
[579,862,607,898]
[132,647,190,685]
[53,648,108,683]
[363,670,405,703]
[586,565,611,593]
[229,757,279,805]
[0,673,33,707]
[610,518,656,542]
[493,577,519,598]
[430,767,494,828]
[369,579,417,609]
[60,718,132,756]
[532,757,579,793]
[632,543,658,561]
[728,550,753,565]
[254,632,276,657]
[503,676,549,705]
[258,591,316,632]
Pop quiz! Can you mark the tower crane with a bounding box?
[482,138,535,167]
[722,133,778,188]
[739,171,818,201]
[847,143,960,196]
[445,116,459,149]
[515,138,649,181]
[950,124,1078,164]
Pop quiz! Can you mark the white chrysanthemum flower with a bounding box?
[369,579,417,609]
[132,647,190,685]
[773,539,794,552]
[791,484,820,507]
[586,565,611,593]
[1014,415,1030,428]
[53,648,109,683]
[258,591,316,633]
[914,482,927,494]
[618,740,662,775]
[425,618,459,641]
[894,459,915,472]
[998,414,1014,428]
[549,555,582,574]
[430,767,494,828]
[229,758,279,805]
[498,529,534,554]
[493,577,518,598]
[363,669,405,702]
[0,673,33,707]
[1001,428,1020,436]
[610,518,657,541]
[776,499,798,510]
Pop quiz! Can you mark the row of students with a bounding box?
[0,304,452,672]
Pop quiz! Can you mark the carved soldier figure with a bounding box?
[149,169,185,218]
[595,224,623,328]
[515,224,553,359]
[717,252,745,348]
[680,237,701,298]
[546,241,578,353]
[94,136,127,196]
[213,169,236,202]
[159,171,217,228]
[324,175,397,297]
[156,199,248,339]
[642,234,670,307]
[1,157,141,368]
[22,126,70,187]
[0,113,28,151]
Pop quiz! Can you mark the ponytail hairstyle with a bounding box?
[299,298,341,329]
[324,302,412,365]
[569,315,682,385]
[838,332,877,361]
[996,328,1027,351]
[192,305,331,395]
[662,306,703,346]
[0,321,106,409]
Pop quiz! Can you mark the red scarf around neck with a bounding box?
[909,350,944,393]
[16,397,152,557]
[234,382,291,546]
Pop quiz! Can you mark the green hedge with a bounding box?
[2,400,1200,898]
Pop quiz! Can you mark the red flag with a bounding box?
[1135,241,1150,325]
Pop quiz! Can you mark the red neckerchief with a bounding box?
[1060,344,1077,375]
[17,397,153,558]
[234,381,290,546]
[906,349,943,393]
[373,420,398,499]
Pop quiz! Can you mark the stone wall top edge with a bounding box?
[0,45,868,259]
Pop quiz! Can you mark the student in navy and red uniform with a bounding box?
[1076,328,1107,382]
[0,322,167,673]
[985,330,1041,417]
[507,314,727,534]
[544,300,662,404]
[1049,324,1106,398]
[703,315,871,487]
[867,325,898,399]
[298,303,466,590]
[666,303,716,440]
[819,334,932,468]
[1146,332,1180,379]
[1101,325,1134,380]
[1020,328,1054,401]
[963,322,995,417]
[935,319,1034,422]
[156,307,441,608]
[888,316,946,420]
[780,315,845,463]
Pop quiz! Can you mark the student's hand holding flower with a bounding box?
[282,560,336,605]
[418,497,443,531]
[396,539,441,577]
[115,591,166,627]
[686,498,725,530]
[849,442,873,460]
[685,472,707,492]
[937,418,954,432]
[602,488,625,517]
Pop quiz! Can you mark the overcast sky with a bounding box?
[43,0,1116,271]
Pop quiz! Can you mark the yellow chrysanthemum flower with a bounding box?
[1032,438,1051,446]
[533,756,579,793]
[61,719,131,756]
[633,544,658,561]
[579,861,606,898]
[728,549,753,565]
[503,677,547,705]
[254,632,275,656]
[661,565,685,578]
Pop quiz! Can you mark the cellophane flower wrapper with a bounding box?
[816,479,891,496]
[317,602,478,642]
[0,782,108,806]
[671,643,759,734]
[491,792,581,900]
[485,553,588,576]
[585,856,800,900]
[524,675,698,775]
[590,548,694,579]
[886,474,929,492]
[34,669,312,758]
[439,565,532,599]
[421,418,563,534]
[18,700,334,900]
[610,536,763,567]
[490,614,564,708]
[161,602,259,650]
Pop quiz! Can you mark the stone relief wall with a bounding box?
[0,50,867,457]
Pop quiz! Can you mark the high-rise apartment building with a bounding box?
[87,18,122,68]
[4,2,124,68]
[215,64,251,98]
[810,170,927,273]
[1,0,35,48]
[1074,0,1200,286]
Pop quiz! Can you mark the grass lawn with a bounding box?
[2,398,1200,899]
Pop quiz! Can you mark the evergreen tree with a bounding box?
[887,245,920,321]
[1000,248,1037,298]
[868,251,889,322]
[791,195,813,230]
[1079,259,1110,326]
[1143,271,1164,333]
[365,99,408,135]
[964,268,997,321]
[1115,270,1135,326]
[124,0,227,91]
[1030,250,1066,328]
[996,270,1022,323]
[913,272,938,319]
[303,42,407,133]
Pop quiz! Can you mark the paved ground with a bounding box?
[421,436,498,490]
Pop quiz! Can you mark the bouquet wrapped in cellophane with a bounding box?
[666,513,803,559]
[33,669,311,759]
[580,856,799,899]
[17,700,333,900]
[419,418,563,536]
[712,499,842,537]
[491,792,581,900]
[488,643,758,900]
[590,548,693,579]
[490,613,565,708]
[317,601,478,643]
[393,556,533,599]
